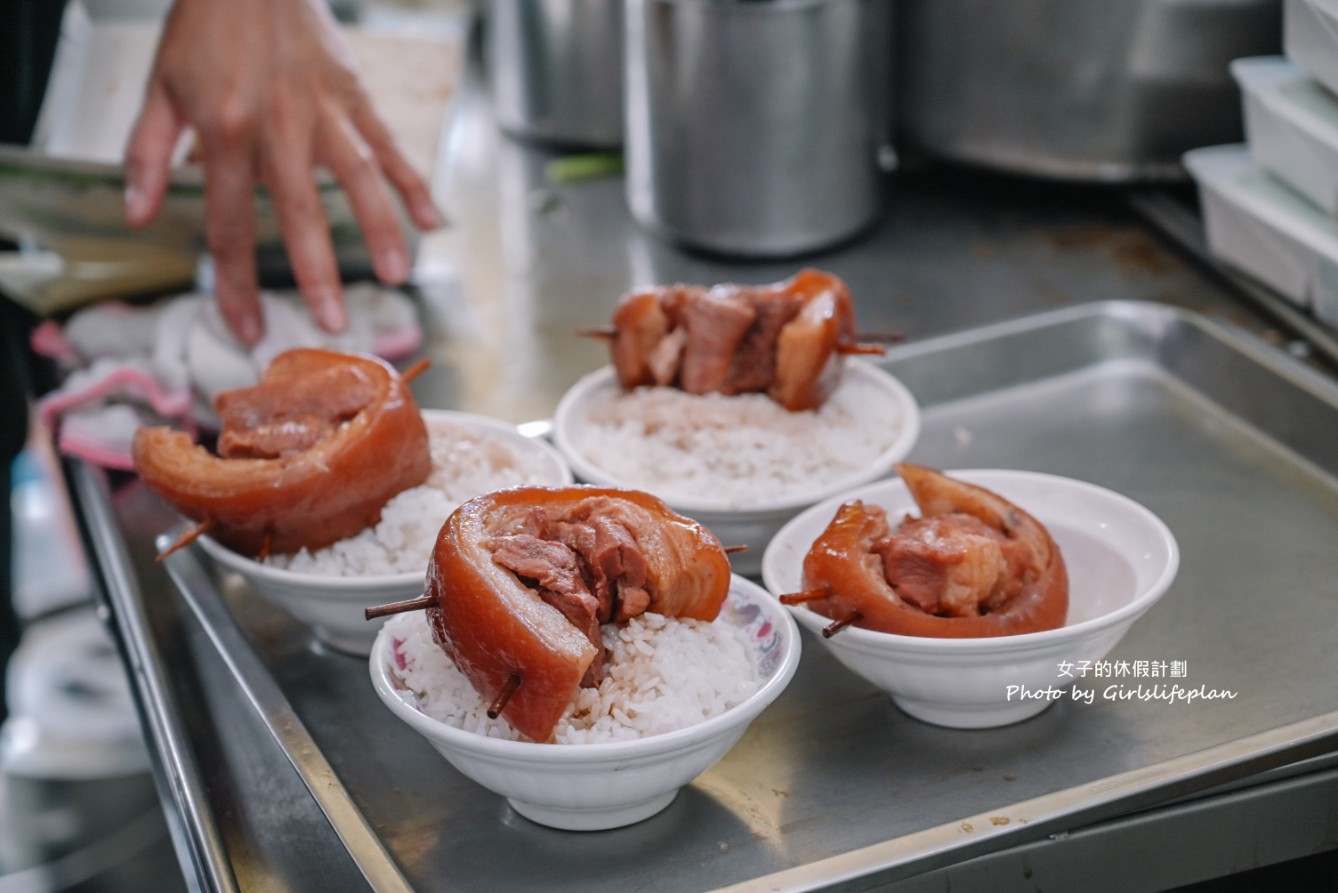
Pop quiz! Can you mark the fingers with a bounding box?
[262,134,347,335]
[348,98,444,231]
[123,83,185,227]
[202,138,265,346]
[127,79,267,347]
[319,113,412,286]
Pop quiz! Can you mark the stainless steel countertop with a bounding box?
[69,23,1338,893]
[404,32,1337,422]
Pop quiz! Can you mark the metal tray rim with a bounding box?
[75,298,1338,893]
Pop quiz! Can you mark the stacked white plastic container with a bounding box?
[1184,0,1338,328]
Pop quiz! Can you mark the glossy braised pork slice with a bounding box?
[488,533,606,686]
[872,514,1036,617]
[602,268,868,410]
[215,363,382,458]
[423,486,732,741]
[796,464,1068,638]
[726,288,804,393]
[553,514,653,623]
[609,290,672,388]
[677,287,758,395]
[132,348,430,556]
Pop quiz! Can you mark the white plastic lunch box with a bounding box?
[1183,143,1338,327]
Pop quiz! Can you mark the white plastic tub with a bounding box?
[1284,0,1338,99]
[1232,56,1338,216]
[1183,143,1338,326]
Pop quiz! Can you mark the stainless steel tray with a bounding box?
[78,300,1338,892]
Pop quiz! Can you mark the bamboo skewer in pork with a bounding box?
[789,464,1069,638]
[135,348,432,558]
[367,486,733,742]
[590,268,893,411]
[578,327,900,355]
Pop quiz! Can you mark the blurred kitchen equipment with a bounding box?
[1232,55,1338,218]
[1285,0,1338,101]
[1,608,185,892]
[897,0,1282,182]
[0,0,460,317]
[624,0,891,258]
[1184,143,1338,328]
[486,0,624,148]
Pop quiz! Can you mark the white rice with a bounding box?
[572,372,904,506]
[265,416,563,576]
[384,609,760,744]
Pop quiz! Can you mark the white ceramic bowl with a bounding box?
[552,360,921,576]
[369,575,800,831]
[200,409,573,655]
[761,470,1179,729]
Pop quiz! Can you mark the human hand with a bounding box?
[123,0,443,346]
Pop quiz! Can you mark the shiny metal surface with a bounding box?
[623,0,890,256]
[156,534,413,893]
[882,756,1338,892]
[0,772,181,893]
[73,465,373,893]
[66,27,1338,891]
[1129,186,1338,372]
[69,463,236,893]
[78,301,1338,891]
[896,0,1282,181]
[486,0,624,148]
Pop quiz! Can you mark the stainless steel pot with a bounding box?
[896,0,1282,181]
[624,0,891,257]
[486,0,624,149]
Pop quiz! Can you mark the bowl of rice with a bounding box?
[761,470,1180,729]
[552,359,920,576]
[200,409,573,655]
[369,574,800,831]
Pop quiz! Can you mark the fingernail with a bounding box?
[418,199,446,230]
[314,289,348,333]
[124,184,148,222]
[380,247,411,284]
[237,312,264,346]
